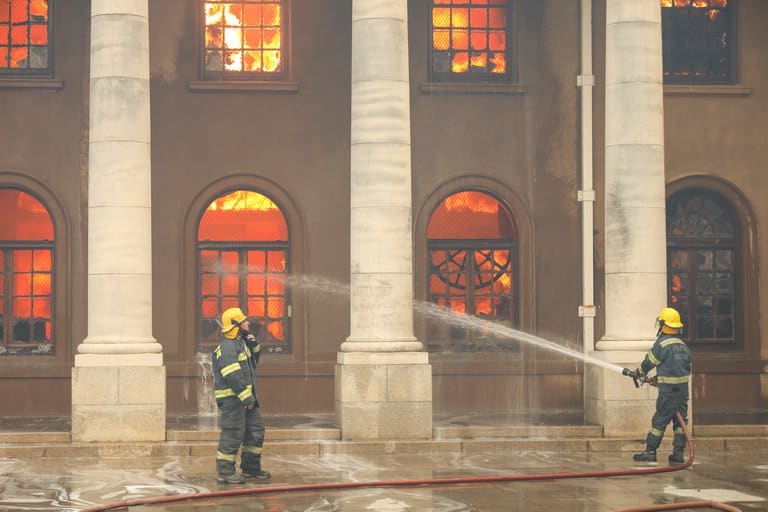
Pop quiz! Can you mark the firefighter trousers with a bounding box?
[645,391,688,454]
[216,401,266,476]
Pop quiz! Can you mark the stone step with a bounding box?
[1,435,766,460]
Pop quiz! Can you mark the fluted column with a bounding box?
[72,0,165,442]
[585,0,667,436]
[335,0,431,440]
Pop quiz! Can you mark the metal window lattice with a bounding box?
[203,0,283,76]
[430,0,511,80]
[197,190,290,354]
[426,191,518,352]
[0,0,51,72]
[661,0,732,84]
[667,191,736,344]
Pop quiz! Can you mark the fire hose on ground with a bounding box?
[80,388,740,512]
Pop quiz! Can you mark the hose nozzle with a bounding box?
[623,367,641,387]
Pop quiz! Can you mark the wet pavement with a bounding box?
[1,449,767,511]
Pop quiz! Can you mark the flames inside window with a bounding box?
[204,0,283,75]
[667,190,736,344]
[0,0,50,71]
[427,191,517,352]
[661,0,731,83]
[198,190,289,353]
[431,0,508,78]
[0,189,54,356]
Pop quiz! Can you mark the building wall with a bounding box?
[0,0,765,419]
[591,0,768,413]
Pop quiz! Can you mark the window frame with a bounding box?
[428,0,517,84]
[196,240,291,354]
[0,0,55,78]
[198,0,290,82]
[666,186,749,351]
[661,0,737,85]
[426,238,520,352]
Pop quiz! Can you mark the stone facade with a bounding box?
[0,0,766,439]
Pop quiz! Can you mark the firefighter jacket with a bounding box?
[638,333,691,394]
[212,332,262,408]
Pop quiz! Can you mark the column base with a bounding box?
[72,363,166,442]
[584,350,655,437]
[335,352,432,440]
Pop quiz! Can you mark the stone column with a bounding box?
[585,0,667,436]
[335,0,432,440]
[72,0,165,442]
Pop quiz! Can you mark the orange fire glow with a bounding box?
[444,191,499,214]
[432,2,506,74]
[0,0,49,69]
[205,1,281,73]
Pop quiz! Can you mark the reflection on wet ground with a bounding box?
[1,450,767,511]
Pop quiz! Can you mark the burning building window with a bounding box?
[203,0,285,78]
[667,190,737,345]
[430,0,513,81]
[427,191,518,352]
[0,189,54,356]
[661,0,733,83]
[197,190,290,353]
[0,0,51,74]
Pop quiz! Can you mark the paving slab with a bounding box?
[1,448,767,511]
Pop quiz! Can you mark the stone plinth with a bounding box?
[584,350,655,438]
[72,355,165,442]
[336,352,432,440]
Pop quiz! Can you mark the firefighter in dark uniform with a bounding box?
[213,307,271,483]
[633,307,692,465]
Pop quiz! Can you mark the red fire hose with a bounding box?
[80,412,740,512]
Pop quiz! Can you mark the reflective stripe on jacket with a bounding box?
[212,334,259,407]
[639,334,692,392]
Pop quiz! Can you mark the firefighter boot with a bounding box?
[633,451,657,462]
[669,432,687,464]
[668,450,685,465]
[217,472,246,484]
[242,456,271,480]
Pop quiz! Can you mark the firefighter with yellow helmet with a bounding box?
[632,306,692,465]
[212,307,271,483]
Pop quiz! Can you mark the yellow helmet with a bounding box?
[221,307,247,338]
[657,307,683,329]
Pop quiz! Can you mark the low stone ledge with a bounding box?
[0,432,70,443]
[462,439,589,454]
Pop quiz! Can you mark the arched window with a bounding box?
[197,190,289,353]
[0,188,54,355]
[426,190,517,352]
[667,189,737,345]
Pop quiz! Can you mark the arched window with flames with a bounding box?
[0,189,54,356]
[667,189,738,345]
[197,190,290,353]
[426,190,518,352]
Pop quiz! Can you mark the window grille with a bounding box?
[202,0,286,79]
[667,190,737,344]
[430,0,514,82]
[426,191,518,352]
[0,0,52,75]
[661,0,733,83]
[0,189,54,356]
[197,190,290,354]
